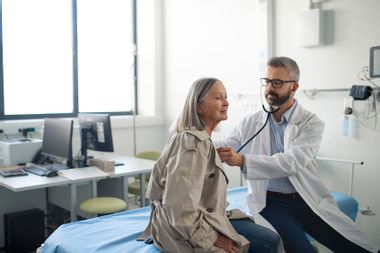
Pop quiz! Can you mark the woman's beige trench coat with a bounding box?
[146,129,250,253]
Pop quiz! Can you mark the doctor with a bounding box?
[217,56,378,253]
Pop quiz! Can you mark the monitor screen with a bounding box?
[41,118,73,164]
[370,45,380,78]
[78,113,114,154]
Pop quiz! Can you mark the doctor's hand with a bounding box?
[214,233,238,253]
[217,147,244,168]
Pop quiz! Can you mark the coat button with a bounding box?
[209,173,215,178]
[206,207,213,213]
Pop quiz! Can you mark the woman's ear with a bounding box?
[196,103,203,115]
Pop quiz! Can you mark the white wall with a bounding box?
[162,0,380,248]
[164,0,262,121]
[163,0,263,186]
[274,0,380,247]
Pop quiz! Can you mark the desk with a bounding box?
[0,166,108,222]
[58,167,109,221]
[0,172,68,192]
[0,155,154,249]
[88,152,156,207]
[0,154,155,222]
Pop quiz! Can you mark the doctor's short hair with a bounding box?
[267,56,300,82]
[171,77,221,133]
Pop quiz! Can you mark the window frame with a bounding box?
[0,0,137,120]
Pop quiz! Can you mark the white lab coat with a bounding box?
[218,103,378,252]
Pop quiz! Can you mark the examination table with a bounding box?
[41,186,358,253]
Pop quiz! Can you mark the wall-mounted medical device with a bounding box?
[349,85,373,100]
[369,45,380,78]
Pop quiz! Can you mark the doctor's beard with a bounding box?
[265,89,292,107]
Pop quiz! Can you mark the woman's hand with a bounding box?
[214,233,239,253]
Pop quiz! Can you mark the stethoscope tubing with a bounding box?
[236,105,279,153]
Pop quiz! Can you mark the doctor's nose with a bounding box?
[266,82,276,91]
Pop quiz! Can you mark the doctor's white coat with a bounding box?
[218,103,378,252]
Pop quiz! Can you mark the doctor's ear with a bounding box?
[291,83,299,93]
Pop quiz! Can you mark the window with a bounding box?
[0,0,136,119]
[2,0,73,116]
[77,0,133,113]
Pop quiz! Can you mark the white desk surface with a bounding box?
[89,152,156,178]
[0,166,109,192]
[1,153,156,220]
[58,166,109,183]
[0,157,154,191]
[87,152,156,208]
[111,157,155,178]
[0,173,69,192]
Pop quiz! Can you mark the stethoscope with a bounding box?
[236,89,281,153]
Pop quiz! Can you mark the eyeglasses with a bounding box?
[260,78,296,88]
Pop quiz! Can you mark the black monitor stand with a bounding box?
[80,127,90,168]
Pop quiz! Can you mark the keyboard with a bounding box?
[0,168,28,177]
[23,166,50,176]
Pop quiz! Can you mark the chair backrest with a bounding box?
[136,151,161,161]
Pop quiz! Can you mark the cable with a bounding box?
[353,66,380,131]
[236,105,279,153]
[353,95,380,132]
[236,84,282,153]
[357,66,380,88]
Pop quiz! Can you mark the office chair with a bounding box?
[80,197,127,216]
[128,151,160,206]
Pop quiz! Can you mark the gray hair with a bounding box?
[172,77,221,132]
[267,56,300,82]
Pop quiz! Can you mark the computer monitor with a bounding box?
[41,118,74,167]
[78,113,114,166]
[370,45,380,78]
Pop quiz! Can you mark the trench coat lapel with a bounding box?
[214,148,229,185]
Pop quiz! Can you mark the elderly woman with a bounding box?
[145,78,280,253]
